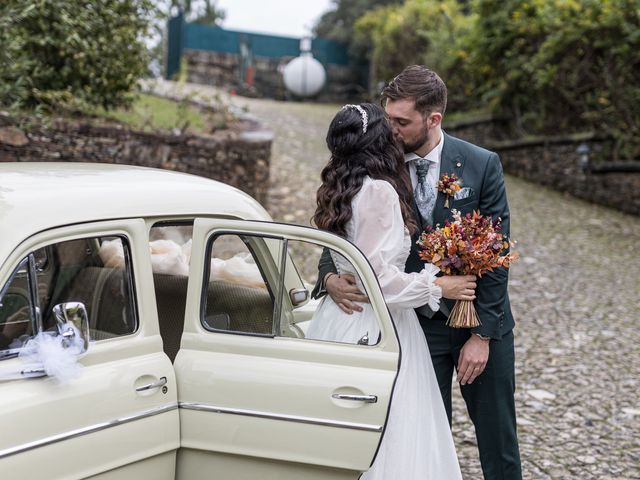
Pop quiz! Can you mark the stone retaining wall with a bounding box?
[445,118,640,216]
[185,49,289,100]
[184,49,365,102]
[0,114,272,205]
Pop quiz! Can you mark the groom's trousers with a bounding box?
[420,315,523,480]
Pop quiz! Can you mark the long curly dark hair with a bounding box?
[313,103,417,237]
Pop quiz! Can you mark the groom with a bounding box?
[313,65,522,479]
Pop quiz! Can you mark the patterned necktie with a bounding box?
[414,158,437,226]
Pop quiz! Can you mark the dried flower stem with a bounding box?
[447,300,481,328]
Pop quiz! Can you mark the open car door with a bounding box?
[174,219,401,480]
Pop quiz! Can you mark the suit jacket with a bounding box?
[312,132,514,340]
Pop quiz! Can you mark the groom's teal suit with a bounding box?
[409,133,522,479]
[314,132,522,479]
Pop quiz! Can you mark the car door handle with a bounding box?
[135,376,167,392]
[331,393,378,403]
[21,367,47,378]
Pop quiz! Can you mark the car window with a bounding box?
[203,234,277,336]
[0,235,138,357]
[284,239,375,344]
[0,259,36,355]
[202,233,376,345]
[72,236,138,340]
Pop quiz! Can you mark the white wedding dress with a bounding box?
[307,178,462,479]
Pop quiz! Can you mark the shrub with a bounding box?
[0,0,156,111]
[464,0,640,158]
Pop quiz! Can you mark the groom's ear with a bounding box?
[427,111,442,129]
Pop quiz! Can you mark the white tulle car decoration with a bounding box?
[0,163,401,480]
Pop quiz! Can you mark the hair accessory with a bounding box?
[342,104,368,133]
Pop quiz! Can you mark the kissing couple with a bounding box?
[307,65,522,479]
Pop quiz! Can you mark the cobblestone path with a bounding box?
[151,81,640,479]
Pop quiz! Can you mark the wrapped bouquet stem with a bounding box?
[447,297,481,328]
[417,210,519,328]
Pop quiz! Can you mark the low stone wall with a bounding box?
[445,118,640,216]
[444,115,513,145]
[0,113,272,205]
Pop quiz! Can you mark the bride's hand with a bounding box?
[435,275,476,301]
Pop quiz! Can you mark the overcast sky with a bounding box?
[215,0,334,38]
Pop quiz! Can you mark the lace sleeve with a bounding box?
[351,179,441,310]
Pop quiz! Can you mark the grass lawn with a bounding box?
[96,93,210,133]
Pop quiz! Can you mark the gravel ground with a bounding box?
[149,81,640,479]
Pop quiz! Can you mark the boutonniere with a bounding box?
[437,173,463,208]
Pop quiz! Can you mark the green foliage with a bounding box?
[354,0,473,107]
[0,0,156,111]
[314,0,403,59]
[464,0,640,158]
[347,0,640,157]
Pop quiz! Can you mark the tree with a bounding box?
[354,0,473,106]
[171,0,225,25]
[464,0,640,158]
[314,0,403,58]
[0,0,156,111]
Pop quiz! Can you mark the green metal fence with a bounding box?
[165,15,350,80]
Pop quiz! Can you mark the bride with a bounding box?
[307,103,475,479]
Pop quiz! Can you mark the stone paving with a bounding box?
[149,81,640,479]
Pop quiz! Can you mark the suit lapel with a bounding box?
[433,133,465,227]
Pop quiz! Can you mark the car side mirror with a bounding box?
[53,302,90,353]
[289,288,309,306]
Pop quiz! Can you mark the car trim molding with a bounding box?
[1,401,382,459]
[179,402,383,432]
[0,403,177,459]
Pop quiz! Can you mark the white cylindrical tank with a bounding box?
[282,54,327,97]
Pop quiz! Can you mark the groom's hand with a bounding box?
[457,335,490,385]
[325,273,369,314]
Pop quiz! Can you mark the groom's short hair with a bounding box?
[381,65,447,117]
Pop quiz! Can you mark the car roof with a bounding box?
[0,162,271,258]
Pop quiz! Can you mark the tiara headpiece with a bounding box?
[342,104,368,134]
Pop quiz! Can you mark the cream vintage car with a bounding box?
[0,162,402,480]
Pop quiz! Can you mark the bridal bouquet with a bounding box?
[417,210,519,328]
